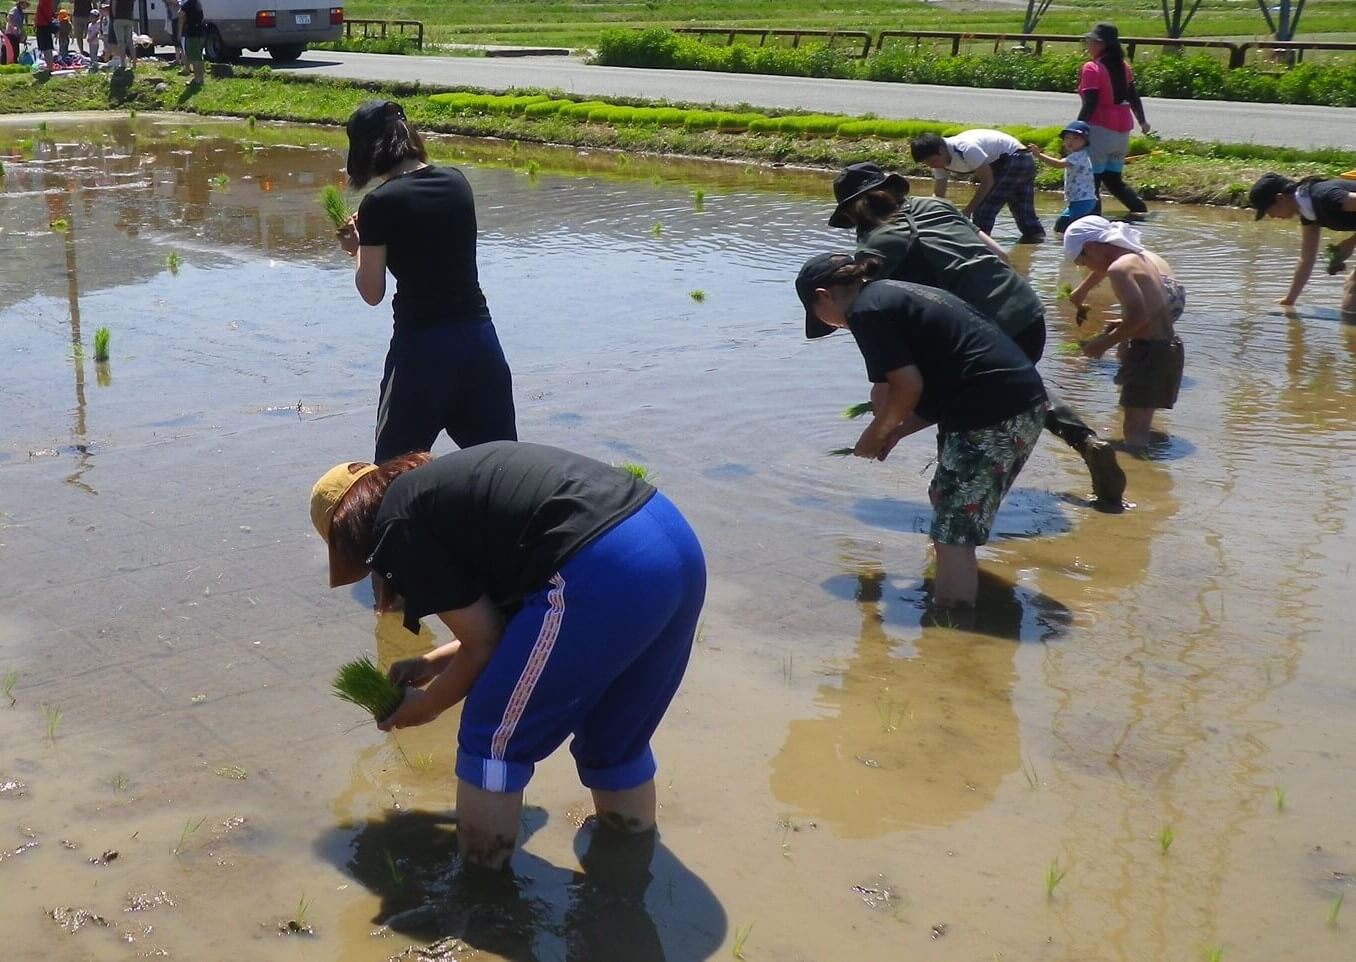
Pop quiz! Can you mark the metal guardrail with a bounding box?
[875,29,1247,67]
[343,18,425,51]
[675,27,873,60]
[1236,39,1356,64]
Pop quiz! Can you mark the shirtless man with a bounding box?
[1064,216,1185,451]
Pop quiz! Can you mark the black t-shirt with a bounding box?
[357,165,488,332]
[367,442,656,632]
[111,0,134,19]
[180,0,204,36]
[1300,179,1356,232]
[73,0,92,16]
[846,280,1046,433]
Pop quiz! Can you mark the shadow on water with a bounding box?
[315,810,726,962]
[852,486,1074,541]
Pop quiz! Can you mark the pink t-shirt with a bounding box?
[1077,59,1134,133]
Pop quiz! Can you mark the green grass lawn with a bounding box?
[339,0,1356,49]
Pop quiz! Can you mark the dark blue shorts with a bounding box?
[455,492,706,794]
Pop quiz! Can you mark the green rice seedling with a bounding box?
[332,656,404,722]
[523,159,540,178]
[732,922,754,959]
[1057,341,1083,355]
[617,462,652,482]
[110,772,129,793]
[688,289,706,303]
[827,447,855,457]
[0,159,6,177]
[92,327,110,364]
[384,849,406,887]
[173,815,207,855]
[43,703,61,742]
[49,218,70,233]
[247,115,256,129]
[293,892,311,927]
[843,401,873,420]
[3,669,15,706]
[1044,858,1067,898]
[320,185,352,228]
[1328,892,1344,926]
[1158,824,1176,854]
[210,173,230,191]
[37,120,48,133]
[692,188,705,211]
[1056,282,1074,300]
[407,752,436,772]
[650,221,663,238]
[1326,243,1348,275]
[1274,786,1286,812]
[1202,948,1223,962]
[215,765,248,780]
[187,126,203,138]
[166,251,182,275]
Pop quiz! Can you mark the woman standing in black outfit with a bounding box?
[337,100,518,461]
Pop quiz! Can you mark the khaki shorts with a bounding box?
[1116,338,1185,410]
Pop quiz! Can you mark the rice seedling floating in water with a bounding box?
[282,892,314,934]
[110,772,129,793]
[166,251,182,275]
[1158,824,1176,854]
[384,849,406,887]
[92,327,110,364]
[617,461,652,482]
[320,185,352,228]
[688,289,706,303]
[732,921,754,959]
[1329,892,1344,926]
[43,703,61,742]
[1057,341,1083,355]
[210,173,230,191]
[332,656,404,722]
[692,187,705,211]
[1044,857,1067,898]
[49,218,70,233]
[2,669,15,706]
[173,815,207,855]
[651,221,663,238]
[843,401,873,420]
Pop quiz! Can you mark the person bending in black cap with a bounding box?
[827,162,1126,507]
[796,254,1049,608]
[336,100,518,462]
[1250,172,1356,321]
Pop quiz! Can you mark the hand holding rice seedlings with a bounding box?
[3,669,15,706]
[617,461,653,482]
[1044,858,1067,898]
[688,289,706,303]
[1057,341,1083,355]
[1326,243,1348,275]
[1158,824,1176,854]
[843,401,873,420]
[1056,282,1073,300]
[332,656,405,722]
[173,815,207,855]
[92,327,110,364]
[320,185,352,229]
[1329,892,1344,926]
[43,703,61,742]
[732,921,754,959]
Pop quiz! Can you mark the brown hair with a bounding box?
[845,189,904,232]
[329,451,434,606]
[346,104,428,189]
[825,258,879,287]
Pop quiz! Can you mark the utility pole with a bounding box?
[1021,0,1053,34]
[1160,0,1204,38]
[1256,0,1309,40]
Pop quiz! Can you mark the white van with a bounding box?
[136,0,344,63]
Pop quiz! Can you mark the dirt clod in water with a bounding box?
[387,937,476,961]
[90,849,119,865]
[125,891,174,912]
[930,922,948,940]
[49,906,111,933]
[0,839,38,863]
[851,875,900,910]
[278,919,315,936]
[0,776,25,798]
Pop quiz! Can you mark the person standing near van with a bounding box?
[178,0,203,84]
[910,128,1046,243]
[1250,173,1356,321]
[336,100,518,461]
[109,0,133,69]
[1078,22,1151,216]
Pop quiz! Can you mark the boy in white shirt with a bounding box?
[910,128,1046,243]
[1030,121,1099,234]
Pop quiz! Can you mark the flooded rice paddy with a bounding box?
[1,115,1354,962]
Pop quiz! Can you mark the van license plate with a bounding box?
[295,13,311,24]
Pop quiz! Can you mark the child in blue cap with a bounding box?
[1029,121,1098,234]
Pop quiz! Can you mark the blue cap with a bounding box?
[1061,120,1092,138]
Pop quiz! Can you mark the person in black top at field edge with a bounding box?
[1250,173,1356,322]
[796,255,1049,608]
[178,0,204,86]
[337,101,518,461]
[828,163,1126,506]
[309,443,707,869]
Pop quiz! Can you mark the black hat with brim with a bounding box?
[1248,172,1292,221]
[345,100,404,171]
[1084,22,1119,44]
[828,163,910,228]
[796,252,854,339]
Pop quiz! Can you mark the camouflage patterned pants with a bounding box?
[928,402,1048,546]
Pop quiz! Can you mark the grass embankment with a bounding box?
[342,0,1356,50]
[0,67,1347,207]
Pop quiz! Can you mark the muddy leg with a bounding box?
[592,781,657,835]
[455,779,522,870]
[932,543,978,608]
[1123,407,1154,451]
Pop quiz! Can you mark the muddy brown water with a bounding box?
[1,115,1354,962]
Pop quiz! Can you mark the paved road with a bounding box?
[261,50,1356,150]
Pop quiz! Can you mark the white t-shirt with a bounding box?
[934,129,1024,182]
[1063,149,1097,204]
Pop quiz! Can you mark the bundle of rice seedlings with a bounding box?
[320,185,352,229]
[1056,282,1073,300]
[1056,341,1083,355]
[93,326,110,363]
[1326,243,1347,275]
[827,447,855,457]
[617,461,652,482]
[332,656,404,722]
[843,401,873,420]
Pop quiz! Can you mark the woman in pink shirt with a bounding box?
[1077,22,1152,216]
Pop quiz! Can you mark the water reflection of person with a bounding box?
[335,100,517,462]
[309,443,706,870]
[1249,172,1356,321]
[769,567,1052,839]
[825,162,1127,505]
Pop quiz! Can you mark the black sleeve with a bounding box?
[356,189,391,248]
[1078,89,1097,123]
[366,518,484,633]
[849,311,915,384]
[1126,81,1147,125]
